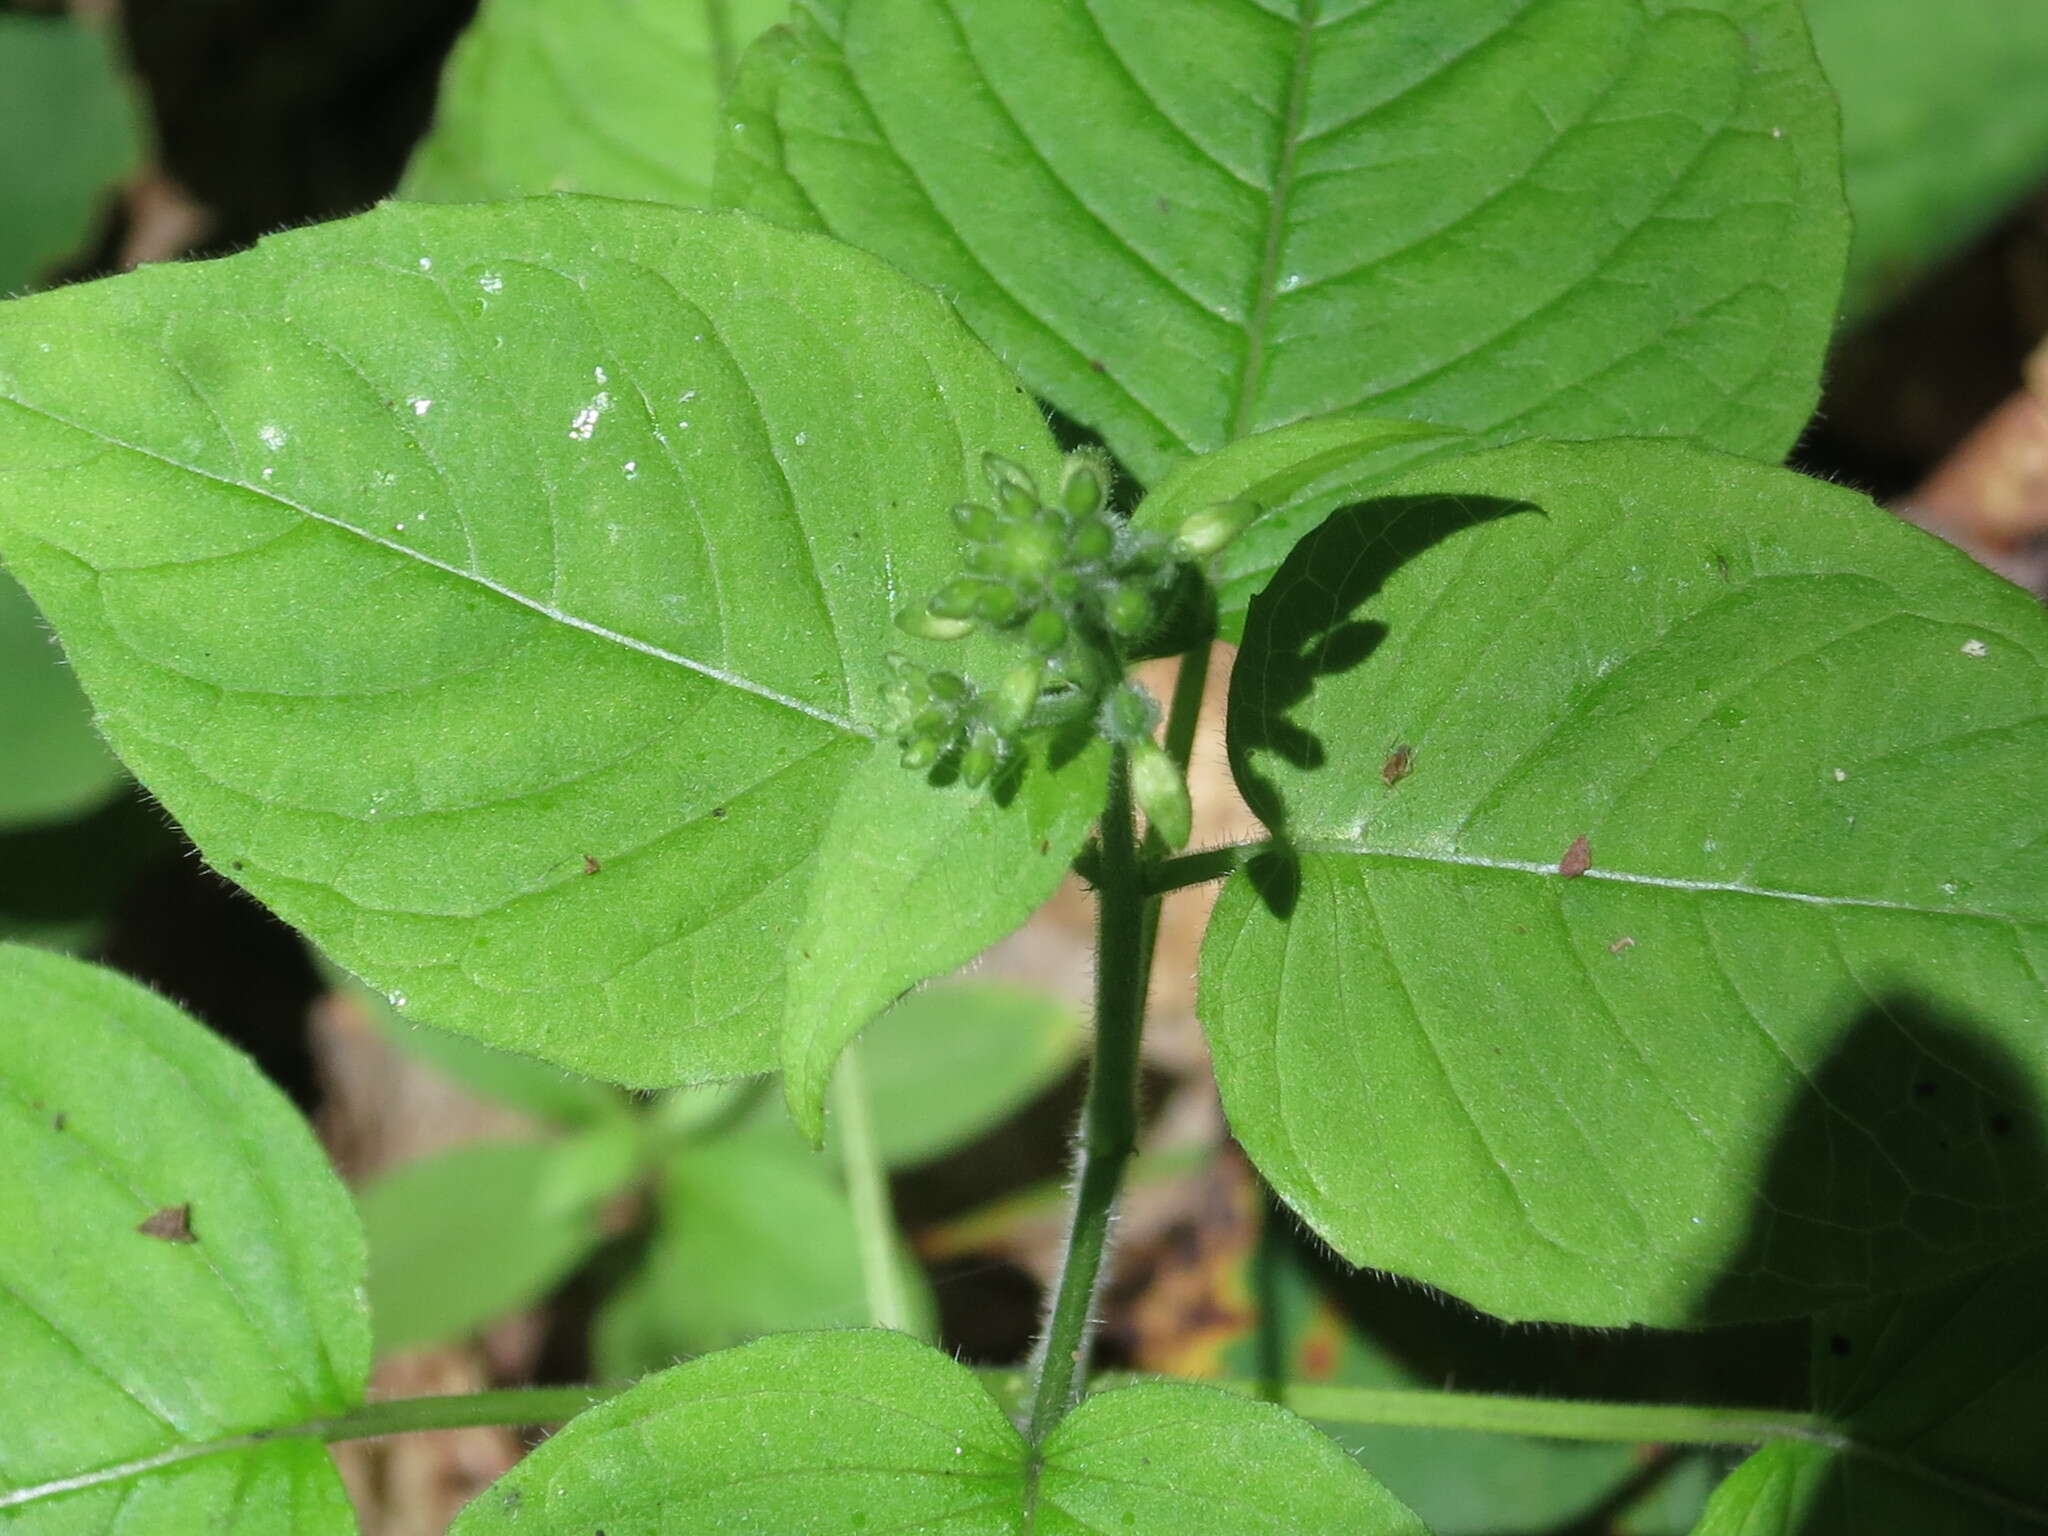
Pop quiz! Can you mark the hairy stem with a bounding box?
[1028,746,1148,1444]
[1143,838,1270,895]
[833,1038,915,1333]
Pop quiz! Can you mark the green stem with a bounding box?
[1143,838,1270,895]
[1160,639,1211,775]
[0,1387,619,1512]
[1027,746,1148,1445]
[832,1039,914,1333]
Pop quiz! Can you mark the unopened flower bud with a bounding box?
[1071,519,1114,563]
[1025,608,1069,654]
[896,606,976,641]
[1061,457,1106,521]
[1173,498,1260,560]
[994,662,1044,732]
[951,501,999,541]
[1105,585,1154,638]
[959,736,998,788]
[1130,739,1192,850]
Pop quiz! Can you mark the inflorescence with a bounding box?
[883,451,1258,849]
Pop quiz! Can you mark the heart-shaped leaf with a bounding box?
[0,199,1108,1093]
[404,0,789,205]
[1205,439,2048,1327]
[1692,1250,2048,1533]
[0,945,366,1531]
[452,1328,1425,1533]
[721,0,1847,486]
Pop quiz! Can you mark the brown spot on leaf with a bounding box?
[1558,835,1592,878]
[1088,358,1107,374]
[710,805,728,820]
[138,1204,196,1243]
[1381,744,1413,789]
[51,1112,67,1132]
[1608,936,1635,954]
[582,855,601,876]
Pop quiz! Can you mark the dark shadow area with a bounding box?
[1693,991,2048,1330]
[1227,492,1537,918]
[1680,992,2048,1532]
[0,786,173,939]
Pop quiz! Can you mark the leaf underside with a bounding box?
[0,199,1106,1092]
[1205,438,2048,1327]
[721,0,1847,487]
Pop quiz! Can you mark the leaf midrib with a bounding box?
[1230,0,1319,442]
[0,392,873,740]
[1289,839,2039,925]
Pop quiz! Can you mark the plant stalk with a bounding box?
[1027,745,1149,1444]
[832,1038,915,1333]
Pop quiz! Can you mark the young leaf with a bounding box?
[1128,413,1468,639]
[403,0,789,205]
[0,571,121,828]
[1206,439,2048,1328]
[0,12,138,296]
[720,0,1848,486]
[1807,0,2048,318]
[0,945,366,1530]
[452,1328,1424,1533]
[594,1114,932,1377]
[360,1125,639,1355]
[0,199,1107,1091]
[1692,1251,2048,1534]
[861,980,1080,1168]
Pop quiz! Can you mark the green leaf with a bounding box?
[0,944,365,1530]
[1693,1251,2048,1534]
[861,980,1080,1167]
[0,198,1107,1091]
[0,571,121,829]
[340,973,629,1129]
[404,0,789,205]
[1807,0,2048,319]
[361,1124,640,1355]
[1129,413,1467,639]
[1205,438,2048,1327]
[0,12,138,297]
[593,1111,932,1376]
[719,0,1848,488]
[782,745,1100,1140]
[453,1328,1424,1533]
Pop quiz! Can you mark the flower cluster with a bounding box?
[885,450,1256,846]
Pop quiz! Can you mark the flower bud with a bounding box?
[996,481,1039,522]
[1105,585,1154,638]
[1070,519,1114,563]
[895,606,976,641]
[1130,740,1192,850]
[983,453,1039,501]
[951,501,999,541]
[959,736,998,789]
[974,584,1022,623]
[1025,608,1069,654]
[1061,457,1106,520]
[1173,498,1260,560]
[994,662,1044,732]
[927,671,971,704]
[928,578,989,619]
[909,707,952,740]
[900,737,941,771]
